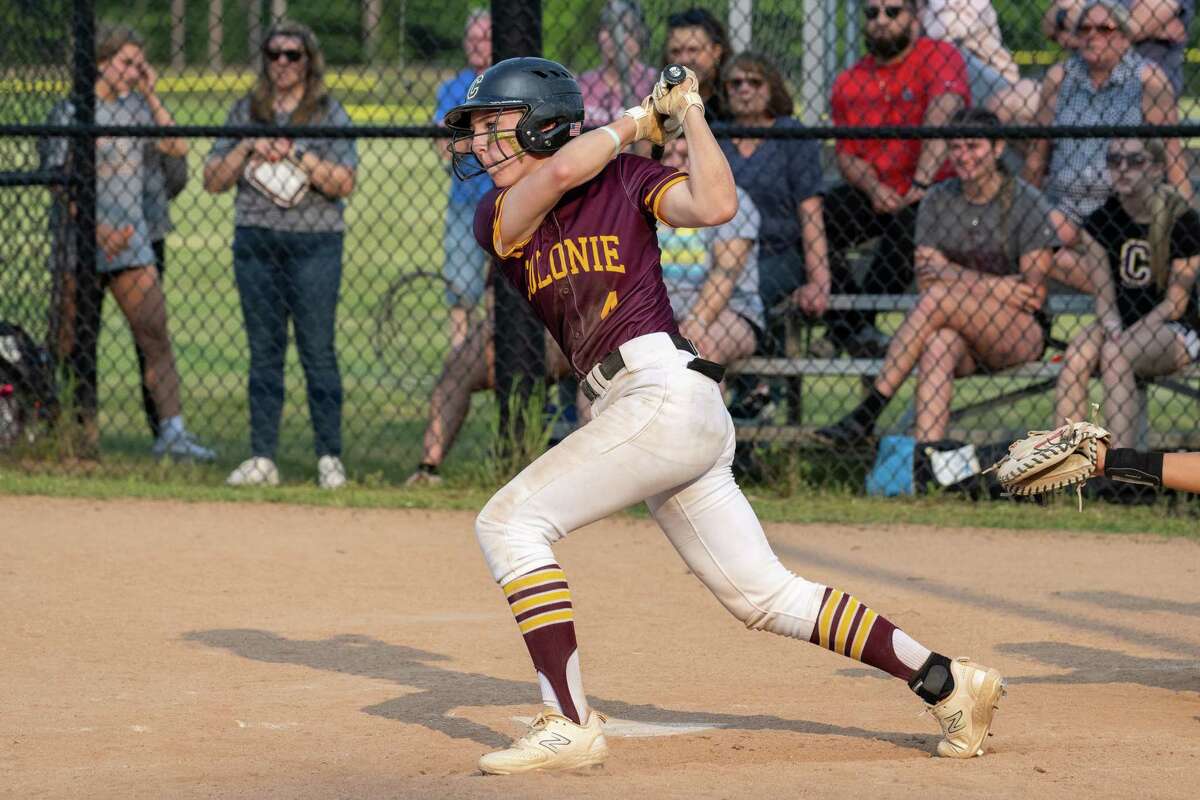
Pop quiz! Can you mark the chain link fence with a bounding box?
[1,0,1197,499]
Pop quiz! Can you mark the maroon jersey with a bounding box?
[474,153,686,375]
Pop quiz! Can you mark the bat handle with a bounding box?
[661,64,687,86]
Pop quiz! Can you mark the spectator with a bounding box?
[40,23,213,461]
[137,128,188,440]
[1055,137,1199,452]
[203,20,357,489]
[919,0,1041,124]
[1043,0,1193,95]
[435,10,494,350]
[1024,0,1188,237]
[823,0,971,356]
[658,136,764,365]
[405,138,762,486]
[716,51,829,417]
[816,109,1057,447]
[578,0,657,126]
[664,7,732,122]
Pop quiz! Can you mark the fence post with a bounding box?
[800,0,828,125]
[68,0,99,426]
[729,0,753,53]
[490,0,546,458]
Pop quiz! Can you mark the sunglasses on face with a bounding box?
[865,5,906,20]
[1106,152,1149,168]
[1077,23,1119,35]
[727,76,765,89]
[265,48,305,63]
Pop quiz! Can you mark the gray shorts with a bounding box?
[961,48,1014,107]
[442,199,488,308]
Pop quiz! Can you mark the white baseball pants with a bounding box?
[475,332,826,640]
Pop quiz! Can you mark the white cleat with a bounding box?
[927,657,1007,758]
[479,708,608,775]
[317,455,347,490]
[225,456,280,487]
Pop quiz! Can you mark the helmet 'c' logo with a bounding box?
[467,75,483,99]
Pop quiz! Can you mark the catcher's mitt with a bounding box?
[985,419,1110,509]
[244,155,310,208]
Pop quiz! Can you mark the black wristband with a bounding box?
[1103,448,1163,487]
[911,179,931,191]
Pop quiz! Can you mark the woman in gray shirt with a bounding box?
[42,24,213,461]
[818,109,1058,448]
[204,21,357,489]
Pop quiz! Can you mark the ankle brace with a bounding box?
[908,652,955,704]
[1104,448,1163,487]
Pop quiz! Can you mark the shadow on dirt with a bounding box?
[1052,591,1200,616]
[184,628,937,752]
[997,641,1200,691]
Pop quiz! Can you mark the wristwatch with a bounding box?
[911,179,931,191]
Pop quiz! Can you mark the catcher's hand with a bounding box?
[986,419,1111,507]
[622,97,674,146]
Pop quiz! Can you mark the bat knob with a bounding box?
[662,64,687,86]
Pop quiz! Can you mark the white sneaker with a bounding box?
[317,455,346,489]
[927,657,1007,758]
[225,457,280,487]
[152,429,216,462]
[479,708,608,775]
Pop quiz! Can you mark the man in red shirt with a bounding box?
[821,0,970,356]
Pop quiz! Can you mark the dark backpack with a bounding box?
[0,322,58,449]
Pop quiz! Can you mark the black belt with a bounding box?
[580,333,726,402]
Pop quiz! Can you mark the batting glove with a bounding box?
[623,96,677,146]
[651,66,704,131]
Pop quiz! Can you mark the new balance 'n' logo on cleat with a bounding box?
[927,657,1007,758]
[478,708,608,775]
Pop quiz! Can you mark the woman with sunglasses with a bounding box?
[817,109,1058,448]
[1024,0,1187,242]
[40,23,213,461]
[203,20,357,489]
[1055,138,1200,481]
[716,52,831,418]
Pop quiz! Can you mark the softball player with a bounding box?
[444,56,1005,774]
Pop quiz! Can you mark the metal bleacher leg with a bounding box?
[1134,381,1150,451]
[784,311,805,425]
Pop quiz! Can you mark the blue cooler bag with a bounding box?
[866,435,915,496]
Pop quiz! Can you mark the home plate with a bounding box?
[514,716,725,738]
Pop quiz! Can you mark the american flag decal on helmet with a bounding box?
[569,121,582,137]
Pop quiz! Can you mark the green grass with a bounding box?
[2,462,1195,538]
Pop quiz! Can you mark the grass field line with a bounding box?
[0,469,1195,538]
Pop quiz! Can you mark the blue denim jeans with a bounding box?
[233,226,344,458]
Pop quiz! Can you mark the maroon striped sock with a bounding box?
[807,587,920,681]
[502,563,587,724]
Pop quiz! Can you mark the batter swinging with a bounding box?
[443,57,1006,775]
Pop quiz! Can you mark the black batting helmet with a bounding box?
[444,57,585,179]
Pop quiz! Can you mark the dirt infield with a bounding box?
[2,496,1197,799]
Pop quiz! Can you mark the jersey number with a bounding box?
[600,291,618,320]
[1118,239,1152,287]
